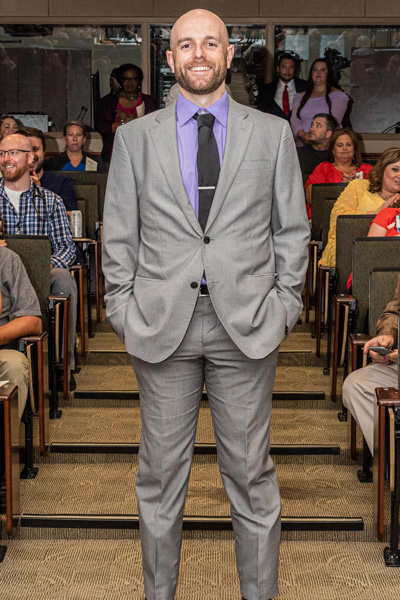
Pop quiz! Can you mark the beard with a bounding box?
[31,158,44,174]
[1,163,27,182]
[174,60,227,96]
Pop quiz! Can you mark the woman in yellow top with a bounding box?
[320,147,400,267]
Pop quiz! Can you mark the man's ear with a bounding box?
[226,44,234,69]
[326,130,333,140]
[166,50,175,73]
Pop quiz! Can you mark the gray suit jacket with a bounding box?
[102,96,310,362]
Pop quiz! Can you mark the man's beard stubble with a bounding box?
[31,158,44,175]
[174,61,227,96]
[1,163,27,183]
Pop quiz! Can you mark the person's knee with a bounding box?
[342,369,359,400]
[50,267,77,298]
[0,350,29,385]
[0,351,29,416]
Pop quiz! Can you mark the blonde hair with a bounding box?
[368,147,400,194]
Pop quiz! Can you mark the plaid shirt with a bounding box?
[0,179,76,269]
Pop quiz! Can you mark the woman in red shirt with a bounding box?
[305,128,373,218]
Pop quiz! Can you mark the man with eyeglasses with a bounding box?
[0,133,78,388]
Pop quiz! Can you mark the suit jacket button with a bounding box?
[203,236,210,244]
[190,282,199,289]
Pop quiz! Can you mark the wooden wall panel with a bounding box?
[41,49,68,130]
[2,1,400,23]
[153,0,259,18]
[365,0,400,17]
[0,0,48,17]
[18,48,45,114]
[259,0,365,18]
[66,49,92,127]
[0,49,19,113]
[49,0,153,17]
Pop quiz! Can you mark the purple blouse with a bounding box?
[290,90,349,147]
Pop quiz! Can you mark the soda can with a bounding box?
[70,210,82,238]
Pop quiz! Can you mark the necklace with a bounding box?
[121,90,139,102]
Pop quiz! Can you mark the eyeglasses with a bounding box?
[0,149,31,158]
[122,76,138,82]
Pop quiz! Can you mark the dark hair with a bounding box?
[368,147,400,194]
[0,114,18,129]
[18,126,46,152]
[63,120,86,137]
[327,128,362,166]
[296,58,339,119]
[276,53,297,68]
[312,113,338,133]
[116,63,143,89]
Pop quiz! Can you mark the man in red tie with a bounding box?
[257,53,307,121]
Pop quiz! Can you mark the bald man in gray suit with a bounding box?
[103,9,310,600]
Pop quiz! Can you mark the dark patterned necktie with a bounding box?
[195,112,220,231]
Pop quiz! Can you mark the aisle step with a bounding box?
[20,513,363,533]
[18,460,375,542]
[73,390,325,401]
[80,348,326,368]
[49,441,341,456]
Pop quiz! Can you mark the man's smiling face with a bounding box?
[167,10,233,100]
[0,134,33,183]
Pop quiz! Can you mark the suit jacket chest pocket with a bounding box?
[235,158,272,197]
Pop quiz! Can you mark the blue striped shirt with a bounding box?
[0,179,76,269]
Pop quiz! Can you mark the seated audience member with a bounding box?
[256,53,307,121]
[19,126,84,265]
[95,63,156,163]
[343,274,400,454]
[0,247,42,507]
[305,128,373,213]
[45,120,106,173]
[367,201,400,238]
[291,58,349,147]
[0,134,78,386]
[297,113,338,175]
[18,126,78,211]
[319,148,400,267]
[0,246,42,421]
[0,115,18,141]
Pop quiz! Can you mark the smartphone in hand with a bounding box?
[368,346,392,356]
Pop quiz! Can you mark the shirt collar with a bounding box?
[176,90,229,128]
[277,78,295,92]
[0,178,34,196]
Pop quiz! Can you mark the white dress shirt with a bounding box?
[274,78,296,111]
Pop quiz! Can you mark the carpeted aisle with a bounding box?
[0,538,399,600]
[1,316,399,599]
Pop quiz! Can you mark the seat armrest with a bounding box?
[19,331,48,344]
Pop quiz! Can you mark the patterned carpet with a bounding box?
[1,539,399,600]
[1,321,398,599]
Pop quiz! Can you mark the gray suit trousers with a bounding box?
[132,297,281,600]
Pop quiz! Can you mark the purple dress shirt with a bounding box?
[176,91,228,219]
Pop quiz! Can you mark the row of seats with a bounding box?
[1,171,107,538]
[3,164,400,561]
[307,181,400,560]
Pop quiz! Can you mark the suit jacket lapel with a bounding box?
[149,104,203,235]
[205,98,253,231]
